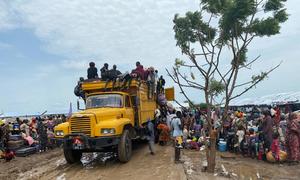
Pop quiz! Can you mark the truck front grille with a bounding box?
[70,116,91,136]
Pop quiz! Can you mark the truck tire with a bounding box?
[64,148,82,164]
[118,129,132,163]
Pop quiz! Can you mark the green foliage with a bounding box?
[231,47,248,66]
[201,0,231,14]
[208,79,225,96]
[219,0,256,40]
[191,72,196,80]
[172,0,287,107]
[199,103,208,110]
[274,9,288,23]
[250,17,280,36]
[173,11,216,52]
[251,72,268,82]
[264,0,286,12]
[173,0,288,46]
[175,58,185,67]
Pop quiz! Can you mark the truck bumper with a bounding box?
[62,134,121,151]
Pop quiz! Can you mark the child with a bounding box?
[21,132,37,147]
[182,125,189,146]
[248,128,257,159]
[2,149,15,162]
[267,131,287,163]
[236,126,245,153]
[270,132,280,162]
[257,131,266,160]
[47,128,55,149]
[157,122,169,146]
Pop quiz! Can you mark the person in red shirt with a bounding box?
[157,122,170,146]
[285,113,300,164]
[133,61,145,80]
[271,132,280,161]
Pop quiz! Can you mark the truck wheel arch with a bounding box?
[123,124,134,138]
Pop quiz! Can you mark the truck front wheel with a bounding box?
[64,148,82,164]
[118,129,132,163]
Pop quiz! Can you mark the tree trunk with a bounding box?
[207,129,217,173]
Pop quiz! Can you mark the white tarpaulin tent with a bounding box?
[168,101,190,110]
[230,91,300,106]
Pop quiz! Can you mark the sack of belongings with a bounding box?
[266,150,287,162]
[7,140,24,150]
[15,146,37,157]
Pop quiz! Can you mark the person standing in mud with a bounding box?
[171,111,183,163]
[146,119,155,155]
[37,117,48,152]
[261,110,274,150]
[285,113,300,164]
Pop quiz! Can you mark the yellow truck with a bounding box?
[54,80,172,163]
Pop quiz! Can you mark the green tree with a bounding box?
[167,0,288,173]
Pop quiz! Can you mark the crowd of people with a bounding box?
[219,107,300,164]
[0,115,66,161]
[149,104,300,165]
[74,61,166,100]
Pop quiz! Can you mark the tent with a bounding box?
[230,91,300,106]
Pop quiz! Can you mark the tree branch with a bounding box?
[166,68,196,107]
[230,62,282,100]
[177,70,205,89]
[239,55,261,70]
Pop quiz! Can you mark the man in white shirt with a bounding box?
[171,111,183,163]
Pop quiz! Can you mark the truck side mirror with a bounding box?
[77,99,84,110]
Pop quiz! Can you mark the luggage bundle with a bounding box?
[9,134,22,141]
[7,135,24,151]
[15,146,38,157]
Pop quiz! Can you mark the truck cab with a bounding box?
[54,79,159,163]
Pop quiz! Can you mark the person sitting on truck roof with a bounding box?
[154,70,158,93]
[87,62,98,79]
[121,61,144,89]
[104,65,122,90]
[100,63,109,81]
[74,77,85,100]
[133,61,145,80]
[157,75,166,94]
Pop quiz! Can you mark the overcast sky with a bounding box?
[0,0,299,116]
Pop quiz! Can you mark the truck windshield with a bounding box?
[86,94,123,109]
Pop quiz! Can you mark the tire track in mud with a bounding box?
[14,143,187,180]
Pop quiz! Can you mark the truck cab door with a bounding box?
[124,95,134,123]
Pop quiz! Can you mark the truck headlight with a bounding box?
[101,128,115,134]
[55,130,64,136]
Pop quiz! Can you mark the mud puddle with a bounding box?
[1,142,187,180]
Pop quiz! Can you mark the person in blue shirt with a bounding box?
[171,111,183,163]
[146,119,155,155]
[248,128,258,158]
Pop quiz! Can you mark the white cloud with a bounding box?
[61,59,89,70]
[0,1,19,31]
[5,0,199,67]
[0,0,299,108]
[0,42,12,49]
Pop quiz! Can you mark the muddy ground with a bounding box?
[0,142,186,180]
[0,142,299,180]
[182,150,300,180]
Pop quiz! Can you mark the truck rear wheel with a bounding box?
[118,129,132,163]
[64,148,82,164]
